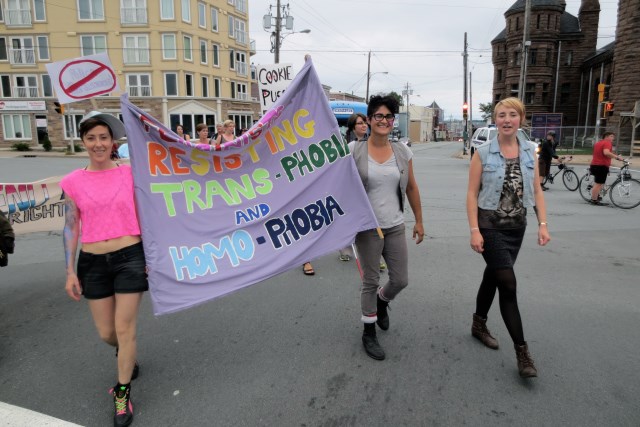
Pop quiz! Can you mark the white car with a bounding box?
[469,125,538,157]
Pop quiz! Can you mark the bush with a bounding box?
[65,143,84,154]
[11,142,31,151]
[42,135,52,152]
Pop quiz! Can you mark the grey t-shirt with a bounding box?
[367,154,404,229]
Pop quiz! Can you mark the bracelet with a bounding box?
[539,222,547,226]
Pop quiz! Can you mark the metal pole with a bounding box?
[518,0,531,100]
[463,32,468,154]
[553,40,561,112]
[469,71,473,143]
[594,62,605,138]
[365,50,371,103]
[274,0,281,64]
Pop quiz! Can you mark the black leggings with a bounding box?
[475,266,525,346]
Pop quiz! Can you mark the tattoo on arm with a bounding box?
[63,198,79,272]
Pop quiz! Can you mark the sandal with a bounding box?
[303,263,315,276]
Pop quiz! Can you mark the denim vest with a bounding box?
[350,140,411,212]
[476,138,536,209]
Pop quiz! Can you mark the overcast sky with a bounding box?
[247,0,619,120]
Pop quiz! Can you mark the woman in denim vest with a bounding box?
[466,97,550,378]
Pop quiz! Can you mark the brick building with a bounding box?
[491,0,600,126]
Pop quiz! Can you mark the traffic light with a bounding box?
[597,83,606,103]
[605,102,614,115]
[462,102,469,120]
[54,101,64,114]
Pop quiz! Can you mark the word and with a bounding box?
[235,203,271,225]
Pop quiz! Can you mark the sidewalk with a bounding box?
[0,147,88,159]
[455,150,593,165]
[0,402,83,426]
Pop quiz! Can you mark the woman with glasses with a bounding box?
[350,95,425,361]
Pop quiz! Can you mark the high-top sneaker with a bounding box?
[112,383,133,427]
[362,323,385,360]
[471,314,499,349]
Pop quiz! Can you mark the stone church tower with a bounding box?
[607,0,640,154]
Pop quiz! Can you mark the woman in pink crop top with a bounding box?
[60,111,146,427]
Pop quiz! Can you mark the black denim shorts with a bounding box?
[77,242,149,300]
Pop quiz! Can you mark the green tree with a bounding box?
[479,102,493,121]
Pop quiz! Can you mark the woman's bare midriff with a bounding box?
[81,235,142,254]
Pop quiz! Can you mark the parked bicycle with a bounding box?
[578,160,640,209]
[541,156,579,191]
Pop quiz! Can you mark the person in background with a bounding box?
[538,131,558,191]
[60,111,148,426]
[467,97,550,378]
[0,210,15,268]
[589,132,624,206]
[195,123,211,145]
[213,120,236,147]
[212,123,224,142]
[176,124,191,141]
[350,95,424,361]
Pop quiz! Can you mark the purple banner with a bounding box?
[121,60,378,315]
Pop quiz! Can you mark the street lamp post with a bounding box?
[272,29,310,64]
[264,0,310,64]
[366,71,388,103]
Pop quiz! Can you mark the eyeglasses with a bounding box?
[355,121,367,126]
[372,113,395,122]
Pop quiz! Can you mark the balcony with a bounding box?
[5,9,32,27]
[121,7,148,25]
[10,48,36,65]
[235,92,249,101]
[250,39,256,56]
[235,30,247,46]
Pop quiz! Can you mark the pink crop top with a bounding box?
[60,164,141,243]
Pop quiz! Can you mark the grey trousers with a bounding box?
[355,224,409,321]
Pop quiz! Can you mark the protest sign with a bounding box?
[0,177,65,234]
[257,63,294,115]
[121,59,378,315]
[45,53,120,104]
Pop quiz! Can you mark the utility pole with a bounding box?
[402,82,412,140]
[365,50,371,103]
[469,71,473,143]
[518,0,531,101]
[274,0,282,63]
[462,32,468,154]
[264,1,304,64]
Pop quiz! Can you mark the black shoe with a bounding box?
[541,185,548,191]
[112,384,133,427]
[589,199,609,206]
[376,295,390,331]
[362,333,386,360]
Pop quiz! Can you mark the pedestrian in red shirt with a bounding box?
[589,132,624,205]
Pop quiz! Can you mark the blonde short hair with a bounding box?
[493,97,527,126]
[223,119,235,128]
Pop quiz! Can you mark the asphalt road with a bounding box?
[1,142,639,426]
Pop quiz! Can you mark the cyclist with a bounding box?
[589,132,625,205]
[538,131,559,191]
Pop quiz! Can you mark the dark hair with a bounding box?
[602,131,615,138]
[78,118,114,140]
[346,113,368,142]
[367,95,399,117]
[195,123,207,132]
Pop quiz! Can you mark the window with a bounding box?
[36,36,49,60]
[231,81,247,100]
[525,83,535,105]
[123,34,149,64]
[121,0,147,25]
[213,78,220,97]
[160,0,174,19]
[228,113,252,131]
[162,33,177,59]
[514,50,520,66]
[536,14,540,29]
[181,0,190,23]
[197,2,205,28]
[229,48,235,69]
[1,75,12,97]
[34,0,46,21]
[78,0,105,20]
[234,18,246,45]
[0,2,3,22]
[10,37,35,65]
[5,0,31,26]
[228,15,235,38]
[496,69,502,81]
[201,76,208,97]
[81,35,106,56]
[235,51,247,76]
[210,7,218,32]
[212,43,219,66]
[165,72,177,96]
[560,83,571,105]
[0,38,7,61]
[565,51,573,66]
[183,35,192,61]
[511,84,519,96]
[199,39,207,64]
[235,0,247,14]
[64,114,86,139]
[528,48,537,66]
[516,17,519,30]
[41,74,52,96]
[542,83,549,105]
[14,75,38,98]
[127,73,151,96]
[185,73,194,96]
[2,114,32,139]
